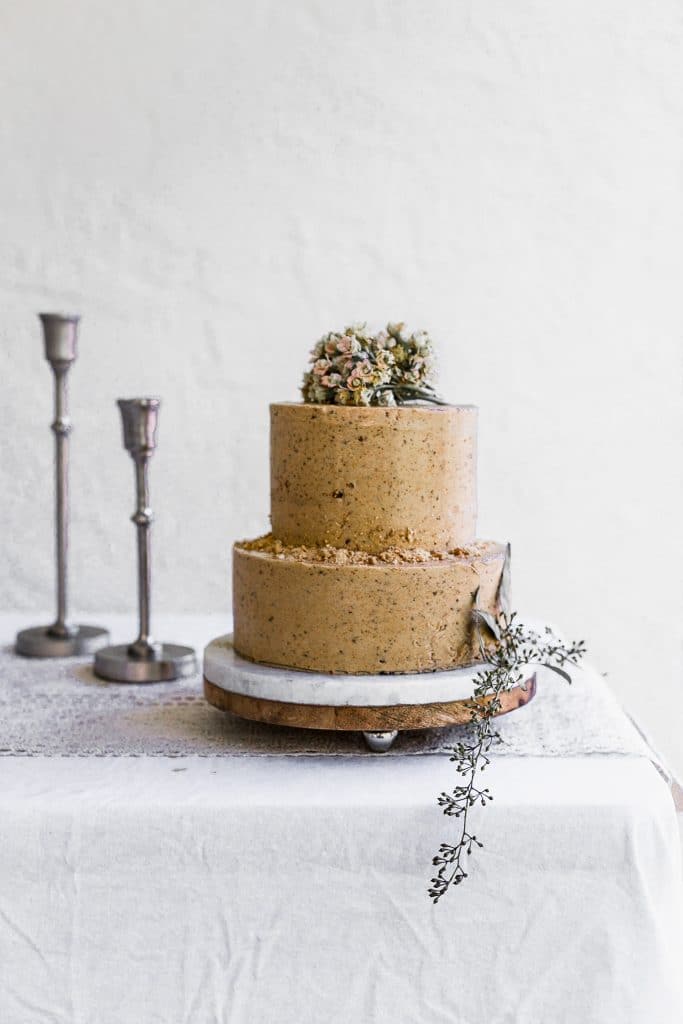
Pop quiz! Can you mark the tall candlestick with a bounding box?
[93,398,196,682]
[16,314,109,657]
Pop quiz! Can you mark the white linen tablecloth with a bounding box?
[0,614,681,1024]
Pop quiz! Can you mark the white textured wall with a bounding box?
[1,1,682,773]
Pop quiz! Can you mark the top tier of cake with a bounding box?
[270,402,477,553]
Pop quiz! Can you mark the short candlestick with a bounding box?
[16,314,110,657]
[93,398,197,682]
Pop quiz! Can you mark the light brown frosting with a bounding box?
[233,541,506,675]
[270,403,477,553]
[232,400,508,676]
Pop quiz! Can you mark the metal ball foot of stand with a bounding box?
[362,731,399,752]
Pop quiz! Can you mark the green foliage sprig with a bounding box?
[428,606,586,903]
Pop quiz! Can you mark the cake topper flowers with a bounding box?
[301,322,447,406]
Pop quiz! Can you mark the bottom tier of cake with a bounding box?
[232,536,507,674]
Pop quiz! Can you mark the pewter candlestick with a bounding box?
[93,398,196,682]
[15,314,109,658]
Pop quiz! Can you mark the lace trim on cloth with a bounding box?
[0,643,667,776]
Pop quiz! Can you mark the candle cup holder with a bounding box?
[93,398,197,683]
[16,314,109,658]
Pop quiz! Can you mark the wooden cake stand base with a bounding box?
[203,636,536,751]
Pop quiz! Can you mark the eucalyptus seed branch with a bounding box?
[428,611,586,903]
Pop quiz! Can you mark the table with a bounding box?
[0,614,681,1024]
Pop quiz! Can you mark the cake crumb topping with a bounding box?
[236,533,490,566]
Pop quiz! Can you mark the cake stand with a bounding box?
[203,635,536,751]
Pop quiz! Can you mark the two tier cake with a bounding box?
[233,401,508,675]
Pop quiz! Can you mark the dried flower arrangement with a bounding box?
[301,322,447,406]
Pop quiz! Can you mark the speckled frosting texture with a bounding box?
[233,541,506,675]
[270,403,477,553]
[233,400,509,675]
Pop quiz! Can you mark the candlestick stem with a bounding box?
[129,455,157,658]
[50,364,73,638]
[93,397,196,682]
[15,313,109,658]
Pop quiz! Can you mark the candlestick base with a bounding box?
[93,642,197,683]
[15,624,110,658]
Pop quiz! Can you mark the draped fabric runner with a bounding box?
[0,641,664,770]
